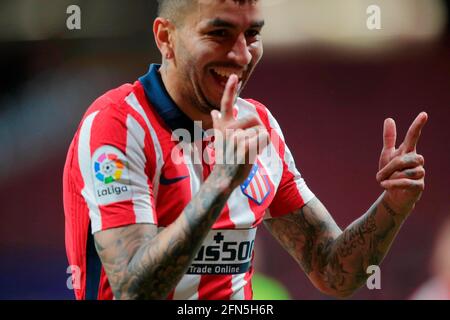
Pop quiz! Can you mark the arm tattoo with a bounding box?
[264,198,341,275]
[381,199,398,217]
[94,167,235,300]
[335,213,377,258]
[265,193,406,297]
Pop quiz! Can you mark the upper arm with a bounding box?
[93,223,158,299]
[264,197,342,290]
[77,102,159,297]
[78,102,157,234]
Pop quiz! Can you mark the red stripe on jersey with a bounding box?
[214,204,235,229]
[269,169,306,217]
[64,138,90,300]
[99,200,136,230]
[244,266,254,299]
[249,180,258,201]
[98,267,114,300]
[253,173,264,200]
[198,275,233,300]
[133,83,190,226]
[166,291,175,300]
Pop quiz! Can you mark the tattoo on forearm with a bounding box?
[265,194,405,297]
[264,198,338,275]
[381,199,398,217]
[336,214,377,258]
[94,167,234,300]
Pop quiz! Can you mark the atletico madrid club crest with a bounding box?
[240,162,271,205]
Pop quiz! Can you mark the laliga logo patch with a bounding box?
[92,145,132,206]
[94,152,124,184]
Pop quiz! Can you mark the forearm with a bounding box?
[99,168,235,300]
[321,192,410,297]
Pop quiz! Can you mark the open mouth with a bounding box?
[210,67,244,88]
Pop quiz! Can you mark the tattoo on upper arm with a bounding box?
[94,224,157,299]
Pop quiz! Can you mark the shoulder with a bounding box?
[81,83,135,122]
[73,81,154,153]
[77,81,154,137]
[238,98,272,127]
[238,98,284,135]
[238,98,269,115]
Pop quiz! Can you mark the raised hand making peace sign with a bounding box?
[376,112,428,214]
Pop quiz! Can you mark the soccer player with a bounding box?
[63,0,428,300]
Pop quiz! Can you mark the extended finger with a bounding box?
[220,74,238,120]
[402,112,428,152]
[376,153,425,182]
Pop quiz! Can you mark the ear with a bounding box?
[153,17,175,60]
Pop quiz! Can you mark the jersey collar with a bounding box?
[139,64,202,139]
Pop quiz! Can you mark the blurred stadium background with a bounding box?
[0,0,449,299]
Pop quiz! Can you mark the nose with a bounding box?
[227,33,252,67]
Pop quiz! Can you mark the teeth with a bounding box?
[212,68,243,79]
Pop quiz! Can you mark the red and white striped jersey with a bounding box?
[63,64,315,300]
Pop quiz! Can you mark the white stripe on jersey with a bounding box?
[125,92,164,202]
[223,99,266,228]
[284,144,314,203]
[255,173,266,201]
[125,115,155,224]
[172,274,202,300]
[183,143,204,197]
[78,111,102,232]
[172,144,204,298]
[235,99,284,219]
[230,273,247,300]
[237,99,283,188]
[227,183,256,228]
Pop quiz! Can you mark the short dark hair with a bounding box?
[157,0,192,24]
[157,0,259,24]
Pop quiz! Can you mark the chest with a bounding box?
[152,137,283,229]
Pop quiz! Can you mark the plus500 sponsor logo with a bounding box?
[194,240,255,262]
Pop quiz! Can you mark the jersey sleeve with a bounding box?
[247,100,315,219]
[76,102,157,234]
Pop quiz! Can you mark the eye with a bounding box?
[208,29,228,37]
[245,29,260,39]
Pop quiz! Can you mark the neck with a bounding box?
[159,63,214,130]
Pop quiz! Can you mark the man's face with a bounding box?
[170,0,264,114]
